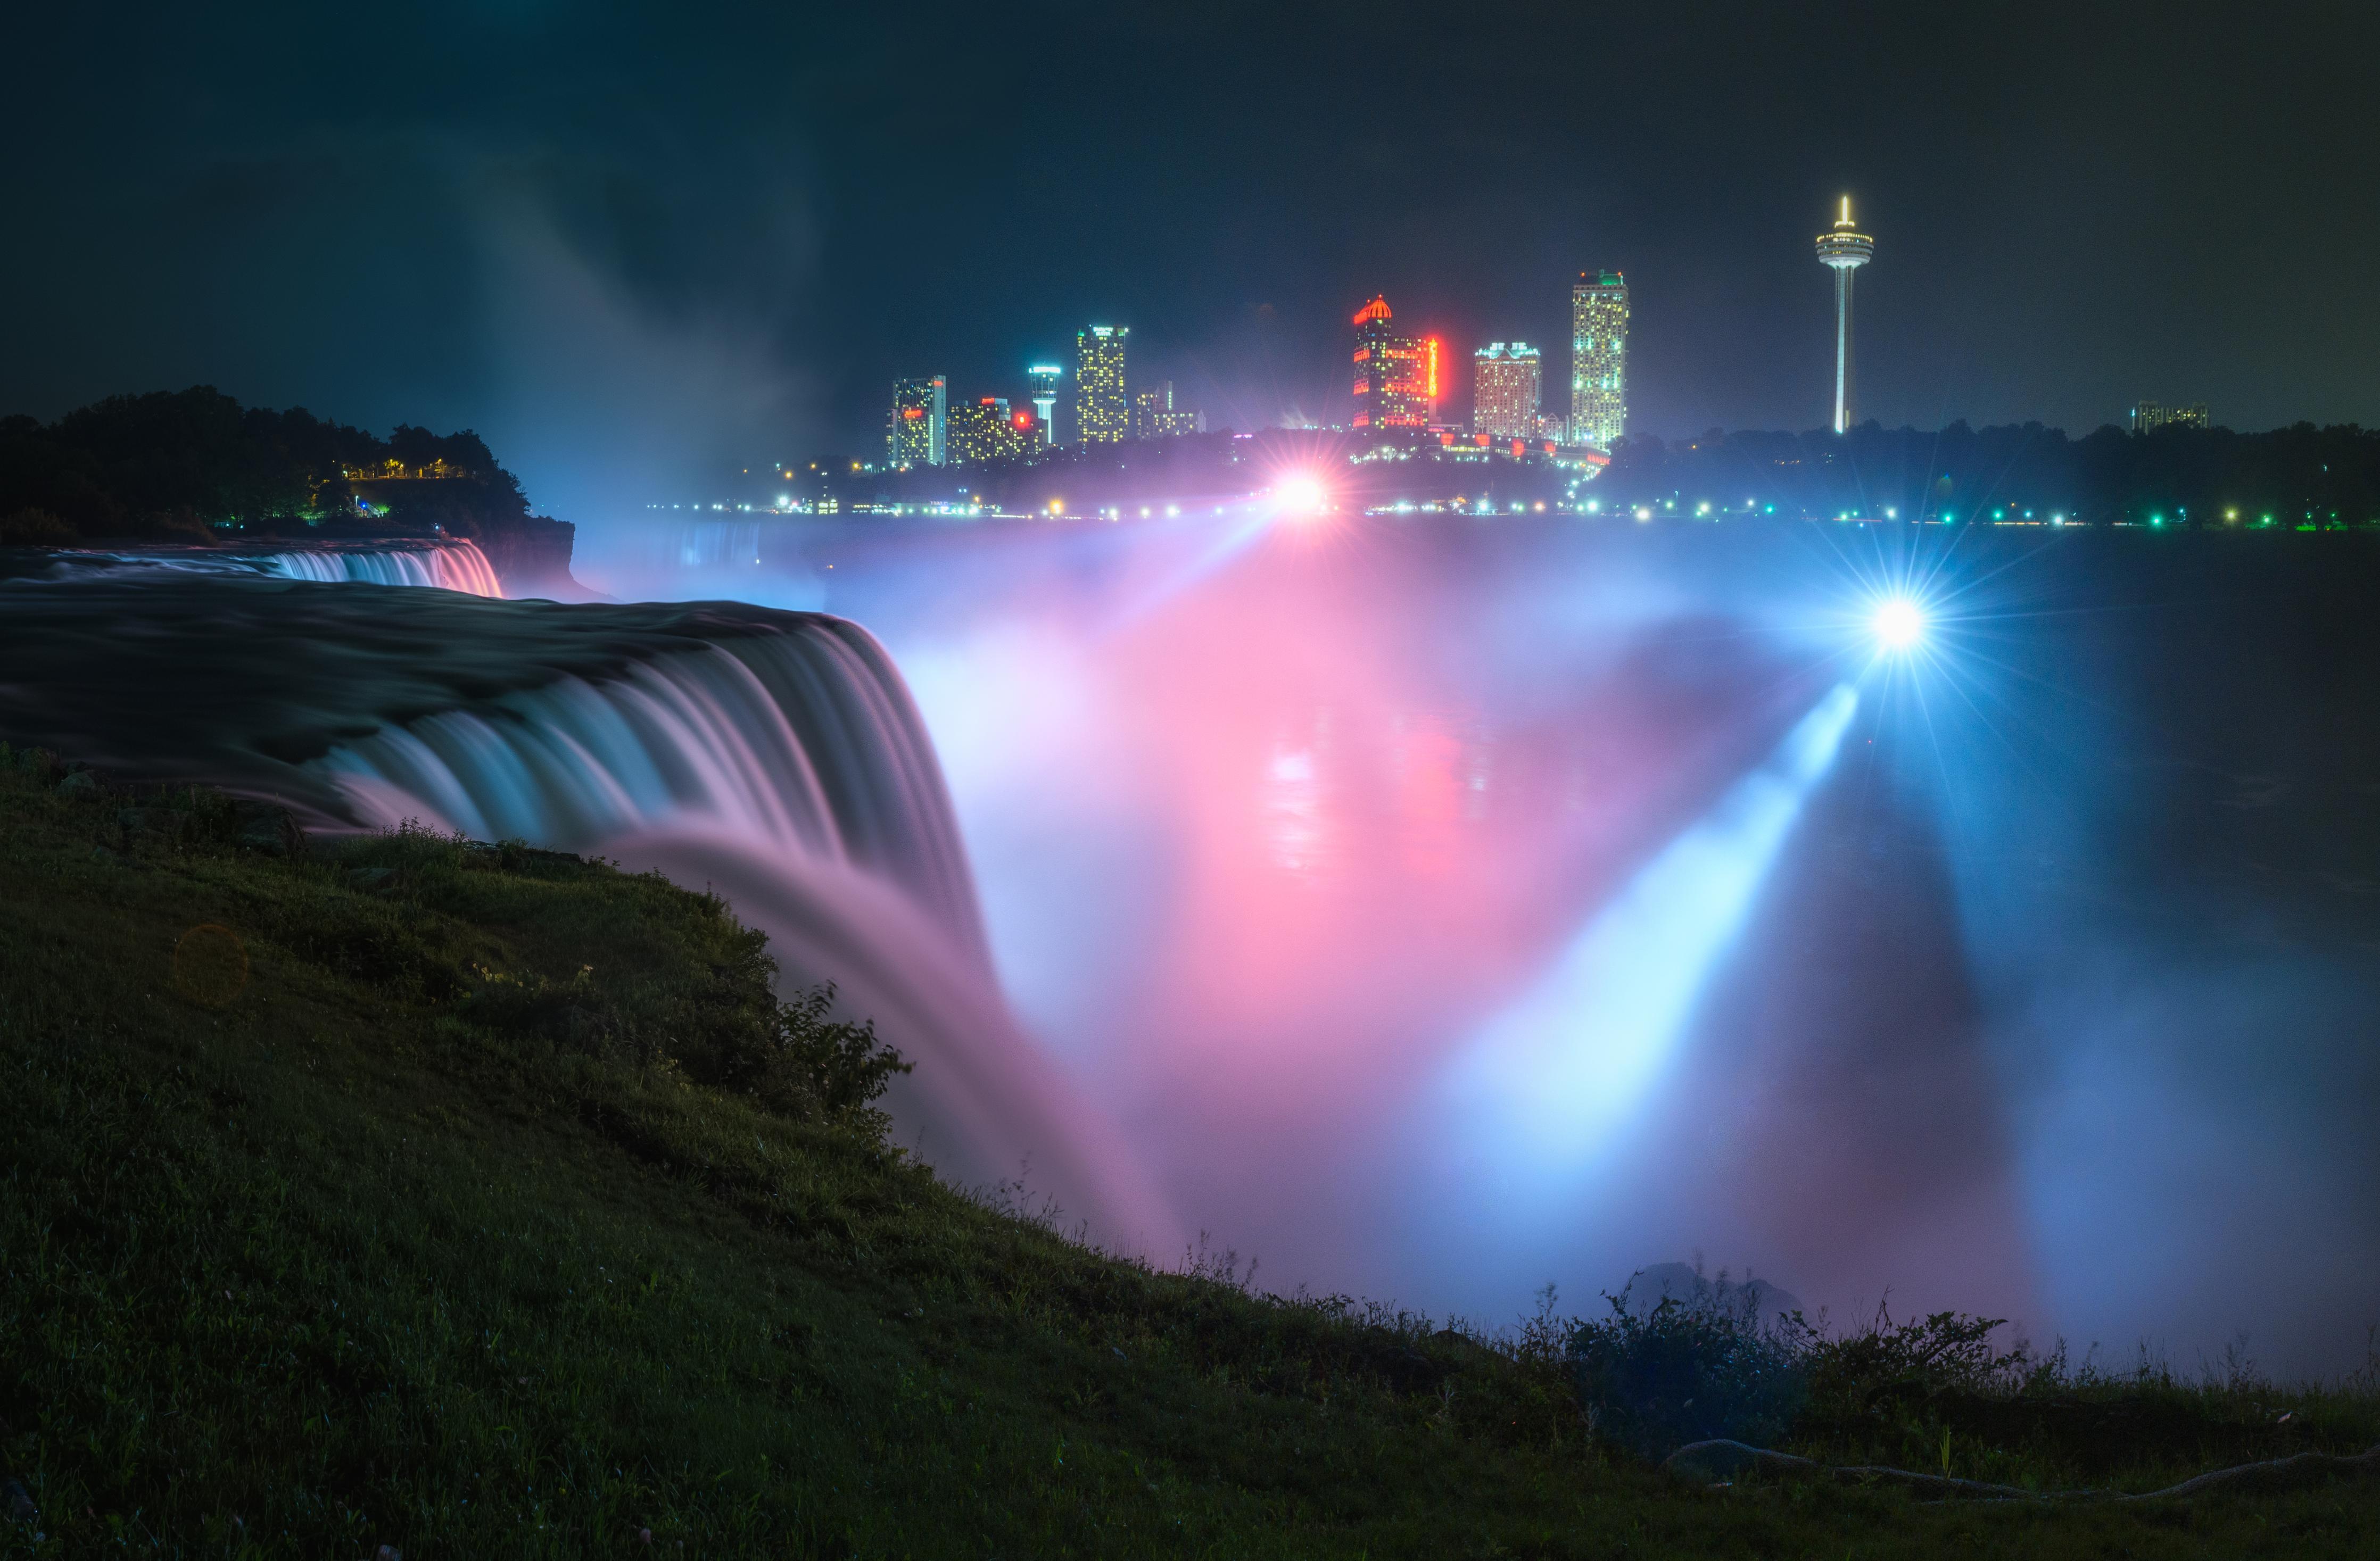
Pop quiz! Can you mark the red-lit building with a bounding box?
[1350,296,1435,431]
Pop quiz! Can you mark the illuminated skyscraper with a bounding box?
[946,396,1036,464]
[1815,197,1874,435]
[1569,271,1628,449]
[1076,327,1129,444]
[1027,364,1062,446]
[1350,295,1436,432]
[1471,343,1541,441]
[888,375,947,467]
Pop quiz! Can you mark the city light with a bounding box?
[1874,597,1925,651]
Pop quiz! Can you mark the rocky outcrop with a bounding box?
[457,515,577,599]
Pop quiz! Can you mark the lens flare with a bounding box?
[1276,473,1328,516]
[1874,597,1924,650]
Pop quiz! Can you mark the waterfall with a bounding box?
[29,540,504,596]
[256,539,503,596]
[316,619,983,958]
[308,615,1169,1250]
[0,572,1173,1253]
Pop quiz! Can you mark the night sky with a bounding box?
[10,2,2375,516]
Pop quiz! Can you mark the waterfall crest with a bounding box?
[317,620,985,959]
[257,540,503,596]
[26,539,503,596]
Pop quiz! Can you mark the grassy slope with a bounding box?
[0,755,2374,1558]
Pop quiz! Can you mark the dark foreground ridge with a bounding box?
[2,750,2376,1557]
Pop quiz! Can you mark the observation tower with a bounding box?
[1026,364,1061,446]
[1815,196,1874,435]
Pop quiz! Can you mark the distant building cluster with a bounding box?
[1134,380,1203,440]
[1352,270,1629,453]
[882,322,1211,469]
[2132,400,2210,433]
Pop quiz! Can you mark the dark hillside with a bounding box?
[1,750,2374,1557]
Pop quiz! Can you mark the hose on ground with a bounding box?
[1658,1438,2380,1502]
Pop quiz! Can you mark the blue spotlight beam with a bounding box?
[1444,684,1862,1195]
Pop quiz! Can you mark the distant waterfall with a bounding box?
[257,539,503,596]
[30,539,503,595]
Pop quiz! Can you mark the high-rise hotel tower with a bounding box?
[888,375,947,467]
[1350,295,1436,431]
[1471,343,1542,442]
[1569,271,1628,449]
[1075,327,1129,444]
[1815,197,1874,435]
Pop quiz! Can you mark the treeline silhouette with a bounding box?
[1594,421,2380,526]
[0,387,540,545]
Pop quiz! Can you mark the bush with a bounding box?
[1569,1280,1808,1459]
[0,506,76,544]
[714,981,911,1134]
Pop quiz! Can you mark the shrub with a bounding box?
[0,507,77,544]
[1569,1280,1808,1459]
[713,982,912,1136]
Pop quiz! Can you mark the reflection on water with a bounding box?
[575,513,2380,1374]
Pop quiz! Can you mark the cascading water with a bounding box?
[315,622,985,960]
[21,539,503,596]
[0,574,1171,1256]
[311,624,1168,1247]
[257,539,503,596]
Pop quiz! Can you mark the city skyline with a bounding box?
[9,4,2375,524]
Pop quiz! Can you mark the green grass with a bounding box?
[1,748,2375,1557]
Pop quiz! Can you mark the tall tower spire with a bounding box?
[1814,197,1874,435]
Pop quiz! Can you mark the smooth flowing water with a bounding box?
[20,539,503,596]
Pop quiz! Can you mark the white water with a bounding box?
[258,540,503,596]
[307,617,1174,1253]
[36,539,505,596]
